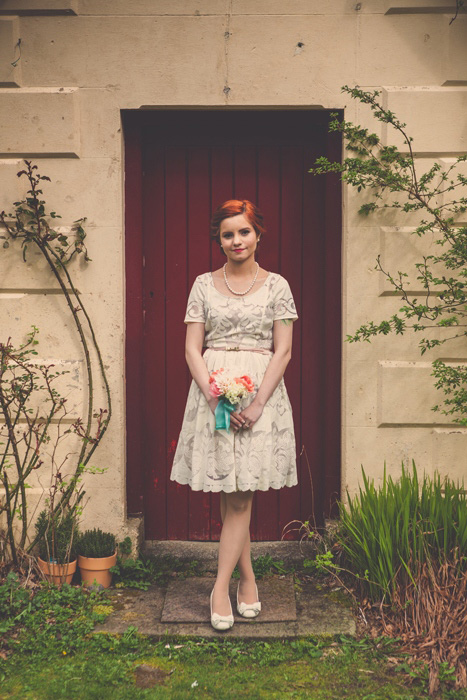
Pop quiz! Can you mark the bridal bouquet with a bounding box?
[208,368,255,432]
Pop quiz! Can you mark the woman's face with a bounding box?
[219,213,259,263]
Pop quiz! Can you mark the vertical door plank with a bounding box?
[256,144,282,540]
[301,136,327,527]
[142,139,168,539]
[186,146,214,540]
[124,114,144,516]
[165,146,190,539]
[233,145,257,203]
[324,126,342,518]
[278,145,303,539]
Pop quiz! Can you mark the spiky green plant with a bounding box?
[337,460,467,601]
[76,528,116,558]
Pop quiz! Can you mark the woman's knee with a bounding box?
[225,490,254,514]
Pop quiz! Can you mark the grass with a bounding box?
[1,554,467,699]
[1,629,435,700]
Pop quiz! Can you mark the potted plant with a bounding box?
[34,506,80,586]
[76,528,117,589]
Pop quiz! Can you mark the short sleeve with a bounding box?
[273,276,298,322]
[184,275,206,323]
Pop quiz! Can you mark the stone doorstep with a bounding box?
[141,540,317,573]
[161,576,296,623]
[93,574,356,640]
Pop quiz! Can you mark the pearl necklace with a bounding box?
[223,262,259,296]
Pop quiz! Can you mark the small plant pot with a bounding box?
[37,556,77,586]
[78,550,117,589]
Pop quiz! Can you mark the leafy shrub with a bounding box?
[76,528,116,558]
[336,460,467,601]
[34,508,79,565]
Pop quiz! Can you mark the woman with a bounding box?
[170,199,299,631]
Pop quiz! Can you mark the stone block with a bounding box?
[18,15,81,86]
[445,16,467,84]
[228,14,357,106]
[384,0,460,13]
[79,0,229,15]
[432,427,467,482]
[0,224,123,297]
[0,18,21,86]
[382,87,467,154]
[379,226,451,295]
[345,226,385,299]
[0,0,77,14]
[344,359,378,428]
[0,88,79,156]
[232,0,386,13]
[357,14,445,86]
[161,576,296,623]
[343,425,435,501]
[377,359,465,425]
[0,157,122,228]
[437,157,467,225]
[344,290,467,360]
[78,89,122,159]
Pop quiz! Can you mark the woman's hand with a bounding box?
[231,400,264,433]
[207,395,219,415]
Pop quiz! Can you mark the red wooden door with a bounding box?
[124,110,341,541]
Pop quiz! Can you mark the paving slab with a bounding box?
[161,576,296,623]
[93,575,356,639]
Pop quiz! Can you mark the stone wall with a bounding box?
[0,0,466,545]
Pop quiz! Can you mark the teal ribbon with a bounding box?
[214,396,236,432]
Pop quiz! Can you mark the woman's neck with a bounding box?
[223,259,258,278]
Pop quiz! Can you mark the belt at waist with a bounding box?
[203,345,273,355]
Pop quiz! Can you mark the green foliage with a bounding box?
[0,577,109,662]
[109,555,154,590]
[0,572,32,635]
[34,507,80,565]
[233,553,293,579]
[76,528,116,558]
[0,565,449,699]
[335,460,467,602]
[309,85,467,426]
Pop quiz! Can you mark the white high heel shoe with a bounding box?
[236,582,261,618]
[210,588,234,631]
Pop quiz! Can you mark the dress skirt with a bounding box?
[170,348,298,493]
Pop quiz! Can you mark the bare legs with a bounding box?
[211,490,258,617]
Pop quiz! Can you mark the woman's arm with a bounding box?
[252,319,294,408]
[185,321,219,412]
[237,319,294,428]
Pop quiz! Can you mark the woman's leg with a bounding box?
[219,492,257,605]
[211,490,254,616]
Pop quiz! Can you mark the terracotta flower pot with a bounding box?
[37,556,77,586]
[78,550,117,589]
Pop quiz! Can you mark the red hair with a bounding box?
[210,200,266,251]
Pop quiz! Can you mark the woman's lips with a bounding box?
[233,248,245,252]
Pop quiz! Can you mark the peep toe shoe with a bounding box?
[236,582,261,618]
[210,588,234,631]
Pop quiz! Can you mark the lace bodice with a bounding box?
[184,271,299,350]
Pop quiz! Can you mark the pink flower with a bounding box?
[237,375,254,392]
[209,382,223,397]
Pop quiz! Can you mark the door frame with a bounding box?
[122,108,342,533]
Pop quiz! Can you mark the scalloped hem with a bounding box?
[169,476,298,493]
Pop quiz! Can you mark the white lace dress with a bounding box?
[169,271,299,492]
